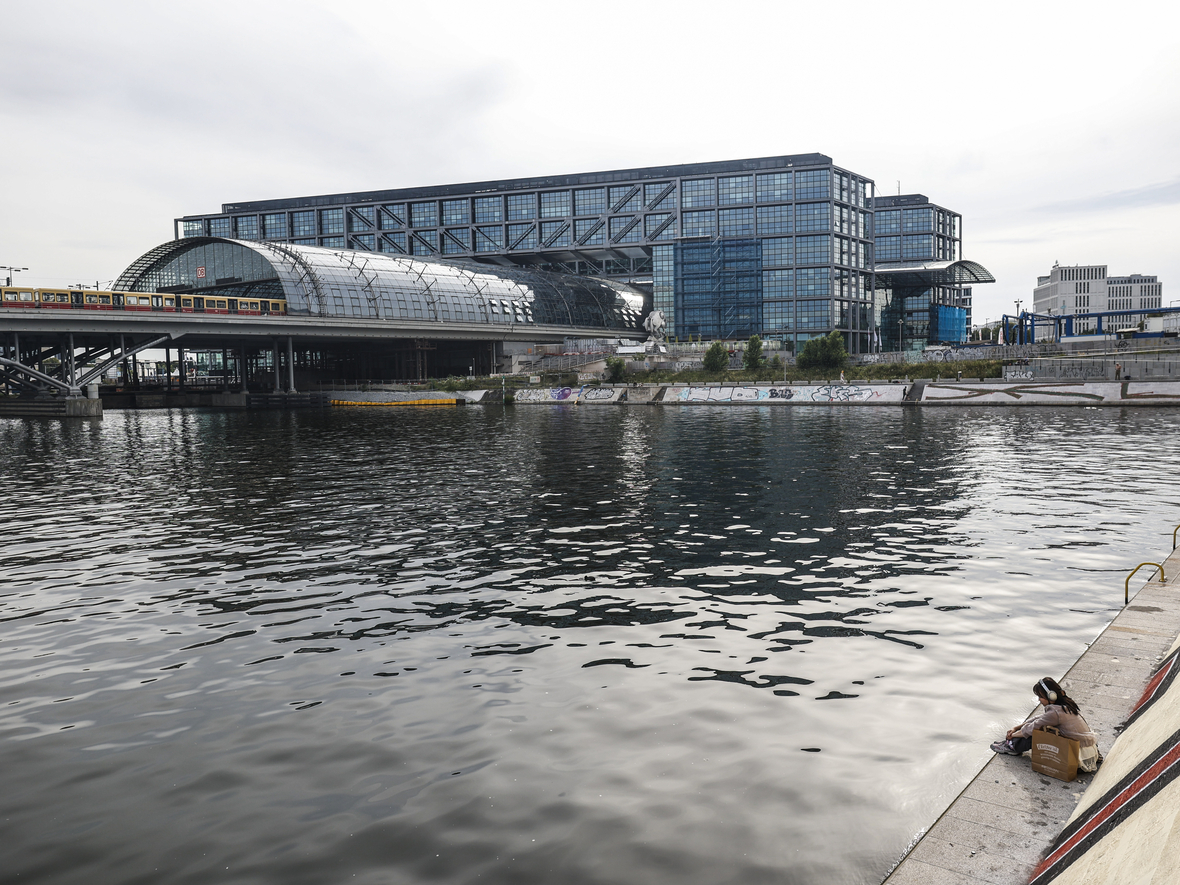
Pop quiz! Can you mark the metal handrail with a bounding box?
[1173,524,1179,550]
[1126,562,1166,605]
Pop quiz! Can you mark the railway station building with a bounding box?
[176,153,994,354]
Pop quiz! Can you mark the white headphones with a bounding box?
[1039,679,1058,703]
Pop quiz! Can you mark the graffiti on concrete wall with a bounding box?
[809,385,883,403]
[581,388,618,402]
[514,387,574,402]
[513,386,622,403]
[671,386,795,403]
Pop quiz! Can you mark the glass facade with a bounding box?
[176,153,878,351]
[872,194,968,348]
[117,239,645,332]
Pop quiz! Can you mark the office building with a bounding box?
[872,194,973,350]
[1033,264,1163,334]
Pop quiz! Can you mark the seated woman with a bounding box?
[991,676,1102,772]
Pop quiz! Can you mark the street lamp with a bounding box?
[1,266,28,287]
[898,317,904,354]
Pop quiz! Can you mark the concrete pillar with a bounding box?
[177,346,186,393]
[286,337,296,393]
[273,341,281,392]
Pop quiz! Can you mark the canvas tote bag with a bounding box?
[1031,726,1080,781]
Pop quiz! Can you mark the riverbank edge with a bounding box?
[459,380,1180,406]
[880,543,1180,885]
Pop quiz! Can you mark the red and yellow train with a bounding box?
[1,287,287,316]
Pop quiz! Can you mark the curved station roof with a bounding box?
[873,259,996,288]
[115,237,648,333]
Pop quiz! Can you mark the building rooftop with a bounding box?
[207,153,841,216]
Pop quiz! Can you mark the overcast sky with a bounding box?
[3,0,1178,323]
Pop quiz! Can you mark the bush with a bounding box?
[702,341,730,373]
[796,331,849,371]
[742,335,765,371]
[604,356,626,383]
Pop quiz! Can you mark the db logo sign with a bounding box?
[196,266,206,279]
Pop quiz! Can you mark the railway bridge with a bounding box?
[0,237,649,399]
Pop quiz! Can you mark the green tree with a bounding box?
[742,335,765,371]
[604,356,626,383]
[796,331,849,371]
[702,341,730,373]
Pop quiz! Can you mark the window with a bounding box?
[608,186,641,213]
[681,210,716,238]
[380,204,407,228]
[380,232,407,253]
[541,220,571,247]
[681,178,715,208]
[645,182,675,209]
[609,216,641,243]
[645,213,673,239]
[235,216,259,239]
[902,208,932,233]
[319,208,343,235]
[763,269,793,297]
[183,220,204,237]
[507,194,536,221]
[508,223,537,250]
[876,236,901,262]
[762,237,793,266]
[757,172,792,203]
[351,234,375,250]
[574,188,605,216]
[757,205,792,235]
[902,235,933,260]
[718,175,753,206]
[291,211,316,237]
[411,231,437,254]
[719,207,754,237]
[796,268,830,298]
[540,191,570,218]
[795,203,830,232]
[442,200,469,225]
[876,210,900,235]
[208,217,231,237]
[411,202,437,228]
[474,197,502,224]
[796,235,830,265]
[574,218,604,245]
[795,169,830,199]
[475,225,503,251]
[263,214,286,238]
[321,236,345,248]
[442,229,470,254]
[348,207,375,231]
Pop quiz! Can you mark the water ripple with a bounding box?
[2,406,1179,884]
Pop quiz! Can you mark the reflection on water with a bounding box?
[2,406,1178,884]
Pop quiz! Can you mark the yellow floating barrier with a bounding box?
[330,398,460,408]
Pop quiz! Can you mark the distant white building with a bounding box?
[1033,264,1163,334]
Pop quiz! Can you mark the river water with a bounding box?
[2,405,1178,885]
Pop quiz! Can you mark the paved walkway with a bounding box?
[883,544,1180,885]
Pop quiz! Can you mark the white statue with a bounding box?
[643,309,667,342]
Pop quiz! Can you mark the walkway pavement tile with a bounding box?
[884,858,989,885]
[945,796,1067,840]
[904,836,1032,885]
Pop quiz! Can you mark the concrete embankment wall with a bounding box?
[884,545,1180,885]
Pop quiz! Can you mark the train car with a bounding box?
[37,290,74,309]
[2,286,286,316]
[1,287,38,307]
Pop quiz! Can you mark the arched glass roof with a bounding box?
[873,259,996,287]
[115,237,648,332]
